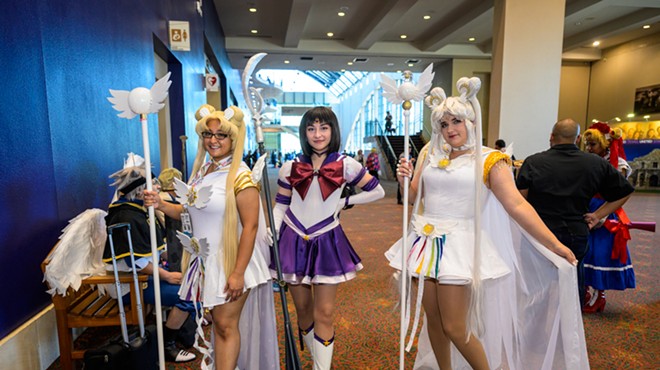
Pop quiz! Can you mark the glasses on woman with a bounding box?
[202,131,228,140]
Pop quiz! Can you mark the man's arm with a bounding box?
[583,193,632,229]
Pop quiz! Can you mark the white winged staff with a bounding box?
[108,72,172,119]
[381,65,434,370]
[107,72,172,370]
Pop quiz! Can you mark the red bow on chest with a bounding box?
[289,160,344,200]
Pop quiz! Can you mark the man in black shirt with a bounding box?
[516,118,634,306]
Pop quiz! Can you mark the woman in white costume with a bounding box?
[387,78,589,369]
[271,106,384,370]
[144,105,277,370]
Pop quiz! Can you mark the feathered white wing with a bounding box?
[380,74,403,104]
[173,177,212,209]
[416,64,435,99]
[176,231,210,259]
[504,143,515,157]
[148,72,172,113]
[107,89,137,119]
[251,153,268,184]
[195,186,213,208]
[44,209,108,296]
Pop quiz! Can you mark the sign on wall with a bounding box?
[205,73,219,91]
[169,21,190,51]
[634,84,660,115]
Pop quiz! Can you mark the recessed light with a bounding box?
[468,37,476,42]
[387,63,394,66]
[341,69,346,72]
[627,113,634,118]
[423,15,431,20]
[408,63,414,67]
[592,41,600,46]
[400,34,407,39]
[338,11,345,17]
[396,70,401,73]
[643,24,651,29]
[347,62,353,65]
[251,29,258,34]
[284,60,290,64]
[327,32,334,37]
[249,8,257,13]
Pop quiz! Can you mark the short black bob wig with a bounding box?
[298,106,341,156]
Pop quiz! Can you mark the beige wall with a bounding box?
[558,62,591,129]
[587,32,660,123]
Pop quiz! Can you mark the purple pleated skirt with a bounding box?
[270,223,363,285]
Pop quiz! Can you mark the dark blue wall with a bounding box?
[0,0,233,339]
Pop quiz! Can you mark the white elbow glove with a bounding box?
[344,184,385,207]
[272,202,288,234]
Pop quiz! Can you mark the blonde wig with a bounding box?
[185,104,247,278]
[158,168,182,192]
[582,127,610,150]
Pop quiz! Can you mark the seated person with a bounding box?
[158,168,184,273]
[103,164,196,363]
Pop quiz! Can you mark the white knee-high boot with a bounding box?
[312,333,334,370]
[299,323,315,357]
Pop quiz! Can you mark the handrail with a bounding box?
[408,136,419,158]
[377,134,398,179]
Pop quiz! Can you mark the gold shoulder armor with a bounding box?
[483,151,512,184]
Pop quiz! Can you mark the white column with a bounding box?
[489,0,566,158]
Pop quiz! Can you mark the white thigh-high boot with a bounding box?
[300,323,315,358]
[312,333,334,370]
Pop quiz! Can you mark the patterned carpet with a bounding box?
[48,172,659,369]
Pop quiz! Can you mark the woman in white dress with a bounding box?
[145,105,276,370]
[388,78,589,369]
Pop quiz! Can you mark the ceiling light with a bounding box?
[284,60,290,64]
[423,15,431,20]
[251,29,258,34]
[408,63,414,67]
[396,70,401,74]
[400,34,407,39]
[341,69,346,72]
[249,8,257,13]
[592,41,600,47]
[347,62,353,65]
[591,119,599,123]
[387,63,394,66]
[338,11,345,17]
[468,37,476,42]
[327,32,334,37]
[643,24,650,29]
[627,113,634,118]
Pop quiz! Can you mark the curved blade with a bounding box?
[241,53,267,117]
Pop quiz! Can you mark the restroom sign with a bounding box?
[169,21,190,51]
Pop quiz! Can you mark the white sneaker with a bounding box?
[166,347,196,363]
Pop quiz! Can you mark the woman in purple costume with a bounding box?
[271,107,385,369]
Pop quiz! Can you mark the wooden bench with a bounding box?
[41,246,147,370]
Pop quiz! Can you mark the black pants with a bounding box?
[549,225,589,307]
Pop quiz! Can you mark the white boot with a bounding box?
[312,333,334,370]
[300,323,315,358]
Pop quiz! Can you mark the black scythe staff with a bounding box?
[242,52,302,370]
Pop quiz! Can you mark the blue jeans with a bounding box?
[550,226,589,307]
[142,276,197,313]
